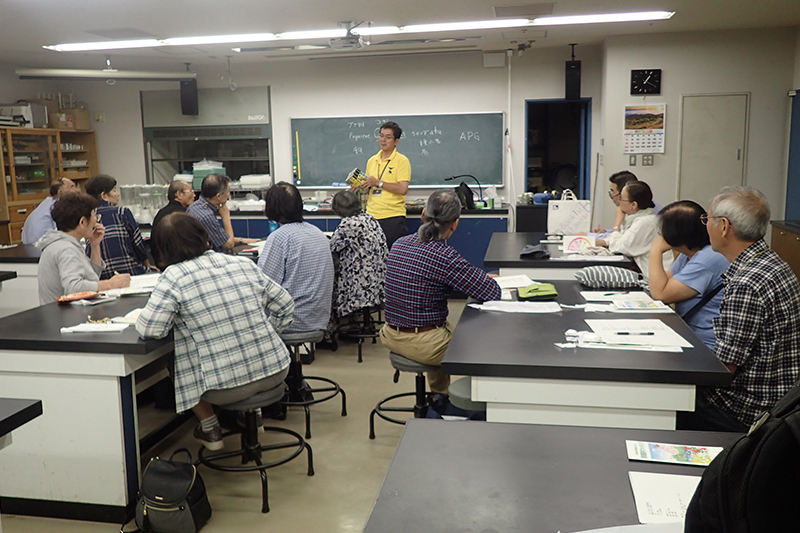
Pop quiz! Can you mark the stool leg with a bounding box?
[340,388,347,416]
[414,373,428,418]
[358,338,363,363]
[369,408,377,439]
[305,442,315,476]
[303,405,311,439]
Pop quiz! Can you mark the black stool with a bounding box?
[336,306,384,363]
[369,352,438,439]
[280,330,347,439]
[197,383,314,513]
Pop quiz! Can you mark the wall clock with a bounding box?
[630,69,662,95]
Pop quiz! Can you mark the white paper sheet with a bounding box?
[585,303,674,314]
[628,471,701,524]
[570,523,683,533]
[565,255,629,261]
[494,275,535,289]
[61,323,130,334]
[585,319,692,348]
[111,308,144,324]
[581,291,652,302]
[469,301,562,314]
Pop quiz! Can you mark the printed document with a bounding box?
[585,319,692,348]
[626,440,723,467]
[628,471,701,524]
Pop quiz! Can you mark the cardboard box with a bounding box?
[63,108,90,130]
[49,112,73,130]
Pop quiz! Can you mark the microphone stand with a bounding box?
[444,174,484,207]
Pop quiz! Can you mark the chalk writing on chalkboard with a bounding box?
[291,113,503,187]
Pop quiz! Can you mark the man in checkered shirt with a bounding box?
[677,186,800,432]
[380,190,501,394]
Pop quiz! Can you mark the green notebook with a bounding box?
[517,283,559,301]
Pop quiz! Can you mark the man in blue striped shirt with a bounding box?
[258,183,334,333]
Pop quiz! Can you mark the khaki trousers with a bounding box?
[379,322,453,394]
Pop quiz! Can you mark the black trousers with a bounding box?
[676,387,749,433]
[378,216,409,250]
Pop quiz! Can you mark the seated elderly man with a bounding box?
[380,190,501,394]
[186,173,258,253]
[151,180,195,267]
[84,174,155,278]
[37,192,130,304]
[677,186,800,432]
[259,182,334,334]
[22,177,78,244]
[136,213,294,450]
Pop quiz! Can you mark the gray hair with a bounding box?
[331,190,362,218]
[418,190,461,242]
[709,186,770,242]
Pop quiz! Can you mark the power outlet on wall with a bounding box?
[629,155,637,166]
[94,112,105,123]
[642,155,654,166]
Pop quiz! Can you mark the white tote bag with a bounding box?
[547,189,591,235]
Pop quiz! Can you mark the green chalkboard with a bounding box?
[291,113,504,187]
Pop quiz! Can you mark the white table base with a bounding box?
[473,376,696,430]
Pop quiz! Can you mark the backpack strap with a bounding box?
[681,284,724,322]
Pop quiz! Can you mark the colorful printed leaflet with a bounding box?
[626,440,723,467]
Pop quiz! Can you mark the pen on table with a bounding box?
[616,331,655,336]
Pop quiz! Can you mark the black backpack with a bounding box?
[684,383,800,532]
[129,449,212,533]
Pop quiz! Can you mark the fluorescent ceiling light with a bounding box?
[402,19,530,33]
[532,11,674,26]
[277,29,347,40]
[45,11,675,53]
[16,68,195,81]
[44,39,163,52]
[164,33,277,46]
[352,26,401,36]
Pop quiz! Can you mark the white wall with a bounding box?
[16,47,603,203]
[794,27,800,88]
[598,28,796,228]
[0,63,56,103]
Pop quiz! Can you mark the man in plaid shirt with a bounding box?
[380,190,501,394]
[678,186,800,432]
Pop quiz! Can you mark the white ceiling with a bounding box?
[1,0,799,71]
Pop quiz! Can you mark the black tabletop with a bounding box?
[484,231,635,268]
[0,271,16,282]
[0,243,41,263]
[0,398,43,438]
[363,419,740,533]
[0,295,171,354]
[441,280,732,387]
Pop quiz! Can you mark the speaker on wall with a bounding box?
[565,60,581,101]
[180,79,199,115]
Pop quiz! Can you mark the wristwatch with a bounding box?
[378,180,384,188]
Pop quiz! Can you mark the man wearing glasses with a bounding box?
[358,121,411,249]
[150,180,195,267]
[677,186,800,433]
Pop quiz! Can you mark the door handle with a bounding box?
[737,149,741,161]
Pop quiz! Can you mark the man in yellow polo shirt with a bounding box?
[358,121,411,249]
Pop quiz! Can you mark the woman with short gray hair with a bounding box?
[321,190,388,349]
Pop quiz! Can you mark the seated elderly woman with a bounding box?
[322,190,388,347]
[37,192,131,304]
[594,181,673,283]
[136,213,295,451]
[648,201,730,349]
[84,174,155,278]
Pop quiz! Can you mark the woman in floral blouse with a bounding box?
[322,190,388,347]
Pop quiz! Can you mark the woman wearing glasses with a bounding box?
[595,181,673,282]
[648,201,730,348]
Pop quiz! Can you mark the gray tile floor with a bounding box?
[2,302,466,533]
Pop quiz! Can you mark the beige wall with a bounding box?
[598,28,796,229]
[2,25,799,226]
